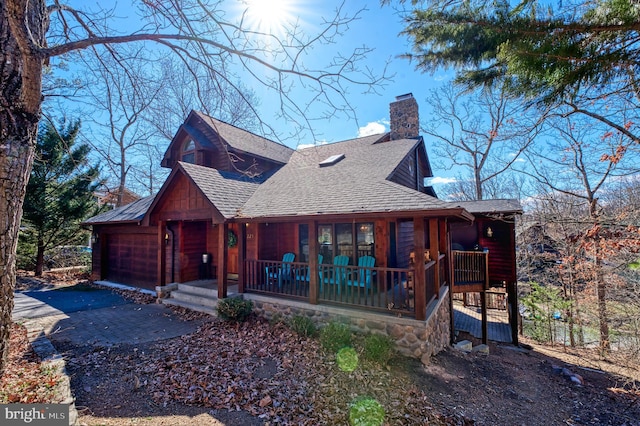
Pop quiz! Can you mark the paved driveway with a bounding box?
[13,285,207,347]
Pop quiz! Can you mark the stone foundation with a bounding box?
[245,286,451,364]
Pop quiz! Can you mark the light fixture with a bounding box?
[91,233,99,245]
[486,226,493,238]
[164,232,169,244]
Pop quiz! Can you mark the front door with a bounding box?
[226,223,239,277]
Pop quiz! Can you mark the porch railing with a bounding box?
[452,250,489,293]
[243,259,442,318]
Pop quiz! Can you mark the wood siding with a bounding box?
[258,222,297,261]
[104,230,158,290]
[390,151,418,191]
[179,221,207,282]
[150,173,217,223]
[477,218,517,284]
[396,220,413,269]
[163,123,282,178]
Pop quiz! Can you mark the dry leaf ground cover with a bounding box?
[6,272,640,425]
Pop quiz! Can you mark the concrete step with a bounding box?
[162,298,217,316]
[170,290,218,308]
[177,282,218,298]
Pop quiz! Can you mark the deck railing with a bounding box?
[452,250,489,292]
[244,259,440,317]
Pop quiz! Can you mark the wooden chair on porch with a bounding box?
[319,255,350,293]
[265,252,295,287]
[295,254,323,283]
[347,255,376,289]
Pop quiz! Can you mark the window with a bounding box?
[316,222,374,264]
[182,139,196,163]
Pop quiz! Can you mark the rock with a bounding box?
[259,395,272,407]
[472,344,490,355]
[454,340,472,352]
[571,373,584,385]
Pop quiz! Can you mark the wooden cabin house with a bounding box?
[84,94,521,358]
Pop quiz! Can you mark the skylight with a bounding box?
[319,153,345,167]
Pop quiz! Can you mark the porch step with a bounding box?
[162,281,219,315]
[163,298,218,316]
[177,282,218,298]
[170,289,218,308]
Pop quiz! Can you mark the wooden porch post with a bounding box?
[481,291,488,344]
[237,223,246,293]
[429,218,440,295]
[157,221,167,286]
[413,216,427,321]
[217,223,228,298]
[308,220,319,305]
[178,221,184,283]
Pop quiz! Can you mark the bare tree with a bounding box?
[80,48,161,205]
[423,82,542,200]
[148,57,262,140]
[520,114,640,352]
[0,0,388,374]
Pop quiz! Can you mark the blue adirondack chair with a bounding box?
[295,254,323,282]
[265,252,295,286]
[319,255,350,292]
[348,255,376,289]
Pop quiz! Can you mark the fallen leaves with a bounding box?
[0,324,62,404]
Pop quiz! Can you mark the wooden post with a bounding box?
[481,290,488,344]
[308,220,319,304]
[237,223,246,293]
[177,221,184,283]
[413,217,426,321]
[217,223,228,299]
[508,281,519,345]
[157,221,167,286]
[429,218,439,296]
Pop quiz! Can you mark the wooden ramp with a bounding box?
[453,301,512,343]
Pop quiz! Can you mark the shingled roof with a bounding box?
[238,134,470,220]
[83,195,156,225]
[453,199,523,215]
[193,111,294,164]
[177,161,261,219]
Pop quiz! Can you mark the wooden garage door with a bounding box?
[105,233,158,290]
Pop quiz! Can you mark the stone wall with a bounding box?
[245,286,451,365]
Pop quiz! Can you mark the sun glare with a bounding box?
[243,0,294,34]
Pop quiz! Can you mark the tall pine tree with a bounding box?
[20,119,103,276]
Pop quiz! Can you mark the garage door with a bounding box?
[105,233,158,290]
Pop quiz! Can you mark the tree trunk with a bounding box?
[596,252,611,352]
[0,0,48,376]
[35,238,45,277]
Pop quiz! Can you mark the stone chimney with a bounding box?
[389,93,419,140]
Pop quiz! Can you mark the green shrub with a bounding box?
[363,334,394,365]
[336,347,359,372]
[268,313,285,327]
[217,298,253,322]
[289,315,317,337]
[349,397,385,426]
[319,321,352,353]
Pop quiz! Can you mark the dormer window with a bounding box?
[182,139,196,164]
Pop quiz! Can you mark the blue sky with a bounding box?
[230,0,459,184]
[240,1,454,142]
[57,0,459,188]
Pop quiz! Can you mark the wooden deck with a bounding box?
[453,301,512,343]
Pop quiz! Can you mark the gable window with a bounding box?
[182,139,196,164]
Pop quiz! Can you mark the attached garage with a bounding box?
[104,231,158,290]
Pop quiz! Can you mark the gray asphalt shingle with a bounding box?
[238,134,458,219]
[177,162,261,219]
